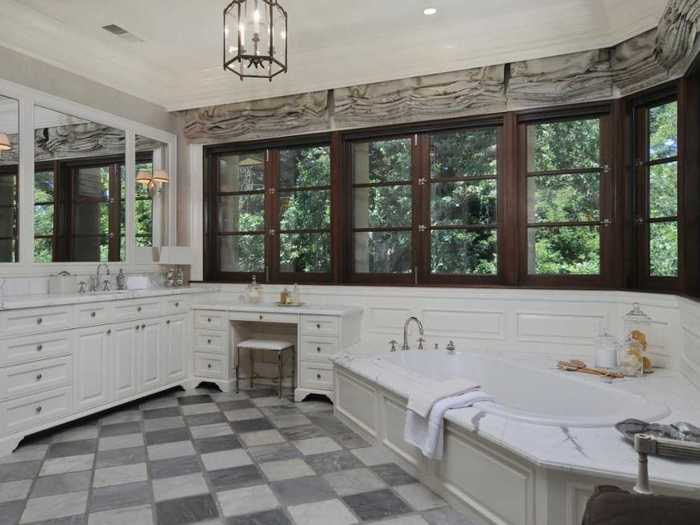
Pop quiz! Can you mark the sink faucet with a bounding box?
[402,316,425,351]
[93,264,110,293]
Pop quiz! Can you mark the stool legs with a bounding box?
[235,346,240,394]
[278,352,283,399]
[250,349,255,390]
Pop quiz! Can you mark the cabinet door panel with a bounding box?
[75,327,111,411]
[163,316,188,383]
[141,320,162,392]
[112,323,138,400]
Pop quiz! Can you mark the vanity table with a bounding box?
[191,302,363,401]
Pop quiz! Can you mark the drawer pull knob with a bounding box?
[37,345,43,351]
[36,373,43,381]
[208,364,212,369]
[175,302,180,307]
[259,315,264,320]
[91,312,96,318]
[37,318,43,325]
[207,339,212,344]
[316,347,321,353]
[166,320,170,325]
[136,325,140,330]
[207,318,212,322]
[35,406,42,414]
[316,373,321,380]
[316,323,321,329]
[107,329,112,335]
[137,307,142,312]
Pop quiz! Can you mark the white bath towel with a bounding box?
[407,378,481,418]
[404,391,493,460]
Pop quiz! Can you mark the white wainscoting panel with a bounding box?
[515,312,605,344]
[423,309,505,341]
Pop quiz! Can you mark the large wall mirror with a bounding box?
[33,106,126,262]
[135,135,169,251]
[0,95,19,263]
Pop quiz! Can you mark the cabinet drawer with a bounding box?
[3,306,72,336]
[164,297,189,315]
[195,311,227,331]
[300,362,334,389]
[194,353,227,379]
[300,337,339,361]
[113,300,161,322]
[301,316,339,337]
[232,311,298,325]
[3,387,72,434]
[1,357,72,400]
[195,331,227,354]
[75,303,113,326]
[2,334,72,366]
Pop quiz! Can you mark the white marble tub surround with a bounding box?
[333,350,700,525]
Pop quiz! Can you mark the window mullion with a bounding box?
[266,148,279,283]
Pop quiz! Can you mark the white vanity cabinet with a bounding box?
[0,291,200,456]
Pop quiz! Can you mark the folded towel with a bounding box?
[404,390,493,460]
[407,378,481,418]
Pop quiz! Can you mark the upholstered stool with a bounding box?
[236,339,296,398]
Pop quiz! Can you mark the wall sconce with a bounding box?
[137,168,169,197]
[0,133,11,154]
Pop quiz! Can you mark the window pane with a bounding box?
[650,221,678,277]
[649,102,677,160]
[34,204,54,236]
[0,206,16,237]
[0,174,17,206]
[218,194,265,232]
[353,138,411,184]
[220,234,265,273]
[527,173,600,223]
[279,146,330,188]
[279,190,330,230]
[74,203,109,235]
[528,226,600,275]
[354,231,411,273]
[649,161,677,218]
[136,236,151,248]
[0,239,17,263]
[34,171,54,203]
[527,119,600,171]
[75,166,110,201]
[34,238,52,263]
[280,233,330,273]
[431,180,496,226]
[73,236,109,262]
[353,185,412,228]
[220,153,265,192]
[431,229,497,275]
[136,199,153,245]
[430,128,497,178]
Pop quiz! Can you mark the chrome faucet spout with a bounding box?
[94,263,110,293]
[402,316,424,351]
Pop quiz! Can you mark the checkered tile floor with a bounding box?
[0,385,474,525]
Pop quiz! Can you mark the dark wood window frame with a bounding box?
[517,104,615,288]
[629,85,682,291]
[0,166,19,263]
[204,134,337,284]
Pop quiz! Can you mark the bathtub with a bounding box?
[375,351,671,427]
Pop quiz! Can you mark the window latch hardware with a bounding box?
[418,178,427,185]
[601,218,612,227]
[602,165,610,174]
[418,225,427,232]
[269,188,276,195]
[269,229,276,236]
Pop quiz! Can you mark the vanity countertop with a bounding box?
[191,301,363,317]
[0,286,214,310]
[334,350,700,493]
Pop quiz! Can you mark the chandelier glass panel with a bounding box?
[224,0,288,81]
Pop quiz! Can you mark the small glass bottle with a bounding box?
[292,283,300,305]
[595,330,619,369]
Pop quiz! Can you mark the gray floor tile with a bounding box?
[0,444,48,465]
[95,447,146,469]
[99,410,143,426]
[293,437,341,456]
[156,494,219,525]
[371,463,417,486]
[217,485,279,517]
[307,415,352,435]
[0,460,41,482]
[226,509,291,525]
[51,425,99,444]
[287,499,357,525]
[20,491,88,523]
[145,427,191,445]
[184,413,227,427]
[422,508,476,525]
[305,451,363,475]
[246,389,278,399]
[201,450,252,471]
[260,406,300,419]
[139,395,179,411]
[259,459,315,482]
[40,455,94,476]
[143,416,186,432]
[181,404,219,416]
[150,455,202,479]
[269,414,312,429]
[216,400,254,411]
[230,418,274,433]
[279,425,326,442]
[224,408,263,422]
[153,473,209,502]
[239,430,285,448]
[30,471,92,498]
[16,514,87,525]
[350,446,393,467]
[190,423,234,440]
[178,395,213,406]
[194,435,241,454]
[147,441,196,461]
[100,422,141,437]
[324,468,387,496]
[0,480,32,503]
[332,432,370,450]
[88,504,153,525]
[143,407,181,420]
[342,489,411,521]
[207,465,263,490]
[246,444,302,464]
[98,433,144,452]
[90,481,151,512]
[93,463,148,488]
[270,476,336,506]
[395,484,446,511]
[373,517,431,525]
[0,500,26,525]
[47,440,97,459]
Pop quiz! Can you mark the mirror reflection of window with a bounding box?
[33,106,126,262]
[0,95,19,263]
[136,135,169,249]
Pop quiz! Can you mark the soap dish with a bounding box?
[615,418,700,444]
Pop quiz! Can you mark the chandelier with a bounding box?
[223,0,288,81]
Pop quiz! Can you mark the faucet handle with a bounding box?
[102,279,111,292]
[388,340,399,352]
[446,340,456,353]
[78,281,87,294]
[417,337,426,350]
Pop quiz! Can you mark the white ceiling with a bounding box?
[0,0,669,112]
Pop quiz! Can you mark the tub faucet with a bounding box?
[402,316,424,351]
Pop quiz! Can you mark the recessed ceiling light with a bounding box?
[424,7,437,15]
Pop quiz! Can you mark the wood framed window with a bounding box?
[519,109,614,286]
[0,168,18,262]
[135,158,154,247]
[633,94,680,289]
[206,137,334,283]
[33,164,56,262]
